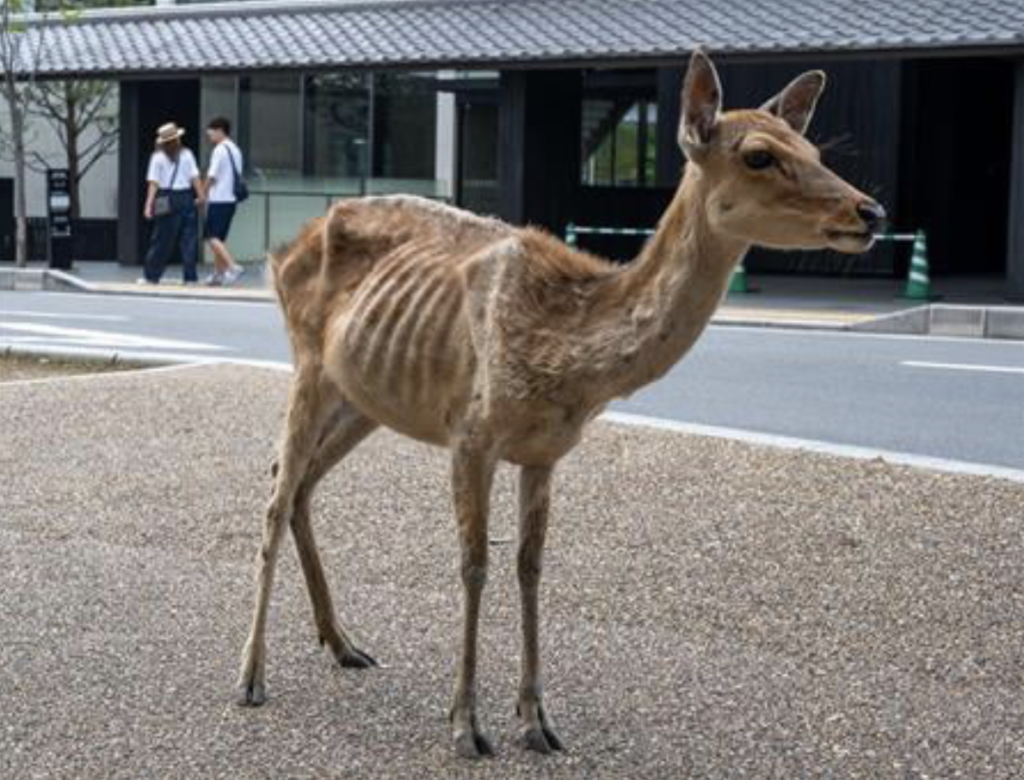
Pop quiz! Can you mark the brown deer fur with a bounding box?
[236,51,884,758]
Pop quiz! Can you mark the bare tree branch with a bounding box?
[78,134,117,178]
[28,148,52,173]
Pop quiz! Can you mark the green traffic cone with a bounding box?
[902,231,933,300]
[728,261,749,294]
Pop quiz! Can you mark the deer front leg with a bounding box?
[516,464,564,754]
[449,441,497,759]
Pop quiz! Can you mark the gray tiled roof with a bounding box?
[19,0,1024,78]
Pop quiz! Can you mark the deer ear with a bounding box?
[761,71,826,135]
[678,49,723,152]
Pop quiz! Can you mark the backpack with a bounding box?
[226,144,249,204]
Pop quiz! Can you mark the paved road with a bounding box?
[2,289,1023,469]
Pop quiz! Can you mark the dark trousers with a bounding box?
[144,190,199,283]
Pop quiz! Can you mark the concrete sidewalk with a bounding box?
[1,260,274,302]
[2,363,1023,778]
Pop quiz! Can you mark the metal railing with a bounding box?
[565,223,655,248]
[231,187,451,261]
[564,223,928,292]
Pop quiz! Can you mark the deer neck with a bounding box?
[594,165,749,400]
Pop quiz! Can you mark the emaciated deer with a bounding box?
[236,50,885,758]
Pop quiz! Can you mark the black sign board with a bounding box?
[46,168,73,269]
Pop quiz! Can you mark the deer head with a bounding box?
[678,50,886,253]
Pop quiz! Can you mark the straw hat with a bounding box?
[155,122,186,144]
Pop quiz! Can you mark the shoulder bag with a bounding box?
[152,154,182,218]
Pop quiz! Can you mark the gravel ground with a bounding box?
[1,364,1023,779]
[0,354,134,383]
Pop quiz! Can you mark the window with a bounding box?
[306,73,371,183]
[199,76,237,168]
[372,73,437,180]
[246,74,302,181]
[582,99,657,187]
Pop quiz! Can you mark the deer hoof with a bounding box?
[337,645,378,669]
[453,727,494,759]
[522,724,564,754]
[236,680,266,707]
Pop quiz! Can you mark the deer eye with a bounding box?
[743,150,776,170]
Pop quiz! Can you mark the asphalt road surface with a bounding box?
[2,289,1023,470]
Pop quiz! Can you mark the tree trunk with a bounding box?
[11,100,29,268]
[65,83,81,221]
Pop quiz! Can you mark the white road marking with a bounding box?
[0,322,227,352]
[901,360,1024,375]
[601,411,1024,485]
[1,310,129,322]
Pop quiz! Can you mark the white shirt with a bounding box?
[207,140,243,204]
[146,148,199,191]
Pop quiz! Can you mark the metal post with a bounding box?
[1007,60,1024,300]
[263,193,271,253]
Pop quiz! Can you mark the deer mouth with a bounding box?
[824,229,875,252]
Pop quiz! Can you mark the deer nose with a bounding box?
[856,201,887,233]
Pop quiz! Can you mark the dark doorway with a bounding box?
[898,59,1015,276]
[455,92,499,216]
[118,78,201,264]
[0,178,12,262]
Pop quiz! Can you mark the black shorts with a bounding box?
[204,202,236,241]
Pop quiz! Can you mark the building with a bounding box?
[4,0,1024,298]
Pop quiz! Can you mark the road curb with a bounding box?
[1,266,273,303]
[0,267,97,293]
[77,286,274,303]
[851,304,1024,340]
[711,316,851,332]
[602,411,1024,485]
[2,343,186,367]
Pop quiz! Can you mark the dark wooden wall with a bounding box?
[566,59,905,274]
[718,59,904,276]
[898,58,1015,278]
[1009,61,1024,300]
[497,70,582,234]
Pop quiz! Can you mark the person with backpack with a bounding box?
[140,122,204,285]
[202,117,247,286]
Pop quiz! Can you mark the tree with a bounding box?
[26,3,147,221]
[28,79,118,220]
[0,0,47,267]
[1,2,138,262]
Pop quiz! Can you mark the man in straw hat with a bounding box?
[139,122,204,284]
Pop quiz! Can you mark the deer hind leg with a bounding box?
[449,438,498,759]
[516,464,564,754]
[237,368,337,706]
[291,402,379,669]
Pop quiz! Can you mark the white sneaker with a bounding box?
[223,265,247,286]
[204,272,224,286]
